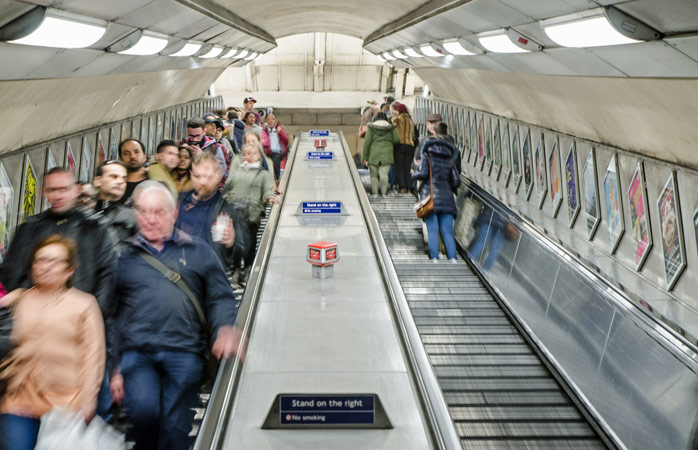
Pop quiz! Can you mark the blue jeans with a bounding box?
[469,223,506,270]
[0,414,40,450]
[424,213,458,260]
[120,350,203,450]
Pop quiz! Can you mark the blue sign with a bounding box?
[280,395,375,426]
[309,130,330,137]
[308,151,333,160]
[302,201,342,214]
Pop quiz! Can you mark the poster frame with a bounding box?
[0,161,14,263]
[565,142,580,228]
[511,126,521,193]
[522,128,533,200]
[65,141,77,179]
[484,116,493,175]
[603,153,624,255]
[79,135,93,183]
[492,119,502,181]
[477,114,485,170]
[19,153,38,224]
[627,161,652,271]
[535,134,547,209]
[549,136,563,217]
[582,148,601,240]
[501,122,511,187]
[657,171,686,291]
[470,113,477,166]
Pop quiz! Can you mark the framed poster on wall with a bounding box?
[109,129,119,161]
[97,132,106,168]
[582,148,600,239]
[501,122,511,187]
[148,116,156,157]
[157,114,164,144]
[534,134,547,209]
[140,118,148,153]
[0,161,14,263]
[461,110,470,165]
[470,113,477,166]
[477,115,485,170]
[20,154,37,224]
[65,141,77,178]
[657,172,686,290]
[492,120,502,180]
[132,119,140,140]
[522,129,533,200]
[163,111,171,141]
[43,147,57,211]
[484,117,493,175]
[79,135,92,183]
[603,154,624,254]
[549,136,562,217]
[565,143,580,228]
[627,161,652,270]
[511,126,521,193]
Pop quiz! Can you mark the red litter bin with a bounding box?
[314,138,327,148]
[307,241,339,278]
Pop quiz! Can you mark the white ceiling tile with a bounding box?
[591,41,698,77]
[497,0,598,21]
[544,47,628,77]
[665,35,698,64]
[615,0,698,34]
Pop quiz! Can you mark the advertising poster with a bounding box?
[65,142,77,178]
[148,116,156,157]
[477,116,485,169]
[181,113,187,141]
[501,123,511,187]
[657,173,685,290]
[157,114,164,144]
[43,148,57,211]
[461,111,470,163]
[140,118,149,151]
[0,162,14,263]
[549,138,562,217]
[484,117,492,174]
[97,133,106,167]
[470,114,477,166]
[164,111,171,141]
[109,129,119,161]
[20,155,37,223]
[492,120,502,179]
[603,154,624,254]
[627,162,652,269]
[174,111,180,142]
[565,143,580,227]
[582,149,600,239]
[535,135,547,208]
[522,130,533,199]
[79,136,93,183]
[511,127,521,192]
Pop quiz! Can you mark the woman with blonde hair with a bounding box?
[0,235,105,450]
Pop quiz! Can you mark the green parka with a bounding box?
[363,120,400,166]
[222,164,274,224]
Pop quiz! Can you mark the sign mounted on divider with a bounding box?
[262,394,392,429]
[300,201,343,214]
[306,151,334,160]
[309,130,330,137]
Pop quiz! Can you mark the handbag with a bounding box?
[35,407,125,450]
[415,155,435,219]
[135,250,219,383]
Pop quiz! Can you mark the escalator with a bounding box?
[365,186,610,449]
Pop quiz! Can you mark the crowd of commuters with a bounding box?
[0,100,280,450]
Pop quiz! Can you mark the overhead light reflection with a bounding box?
[171,43,201,57]
[10,16,106,48]
[119,35,168,55]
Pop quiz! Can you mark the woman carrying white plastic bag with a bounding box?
[35,408,124,450]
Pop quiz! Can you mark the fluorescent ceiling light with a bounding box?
[170,43,201,57]
[404,47,422,58]
[119,35,168,55]
[479,33,528,53]
[200,46,223,58]
[543,16,641,48]
[420,44,444,57]
[221,48,239,58]
[443,40,476,56]
[235,49,248,59]
[376,54,386,63]
[244,52,257,60]
[391,49,407,59]
[382,51,395,61]
[10,16,106,48]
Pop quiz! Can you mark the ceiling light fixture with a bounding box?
[541,7,659,48]
[479,32,529,53]
[382,51,396,61]
[235,49,248,59]
[391,49,408,59]
[376,54,386,63]
[404,47,422,58]
[442,40,476,56]
[244,52,257,60]
[170,42,201,57]
[419,44,445,57]
[221,48,239,58]
[7,9,107,49]
[119,34,168,55]
[200,45,223,58]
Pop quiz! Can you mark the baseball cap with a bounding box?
[204,116,225,130]
[243,96,257,104]
[427,113,443,122]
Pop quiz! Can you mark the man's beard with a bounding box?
[126,161,146,172]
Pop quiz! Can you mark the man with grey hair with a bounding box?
[109,180,242,450]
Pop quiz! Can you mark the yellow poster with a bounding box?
[22,155,38,223]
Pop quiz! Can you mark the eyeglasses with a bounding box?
[133,206,172,218]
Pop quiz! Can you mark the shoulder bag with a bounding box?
[414,155,435,219]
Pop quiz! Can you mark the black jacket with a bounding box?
[412,138,462,216]
[0,208,117,316]
[94,200,138,250]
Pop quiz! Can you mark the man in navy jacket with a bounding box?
[109,180,242,450]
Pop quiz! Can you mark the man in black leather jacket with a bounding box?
[0,167,117,316]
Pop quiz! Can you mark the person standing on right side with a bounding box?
[362,112,399,196]
[391,102,415,194]
[119,139,148,202]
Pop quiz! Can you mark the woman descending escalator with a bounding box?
[412,133,462,261]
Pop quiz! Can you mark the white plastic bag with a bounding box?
[35,408,125,450]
